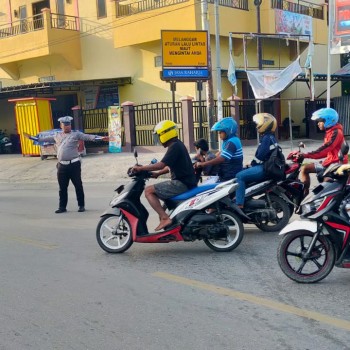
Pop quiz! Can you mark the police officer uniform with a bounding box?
[33,116,106,213]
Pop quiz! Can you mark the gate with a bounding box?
[133,102,183,145]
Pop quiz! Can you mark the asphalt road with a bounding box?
[1,181,350,350]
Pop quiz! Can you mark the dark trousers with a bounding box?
[57,161,84,209]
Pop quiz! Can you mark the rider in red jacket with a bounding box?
[300,108,347,196]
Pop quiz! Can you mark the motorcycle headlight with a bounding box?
[110,191,128,206]
[301,198,324,216]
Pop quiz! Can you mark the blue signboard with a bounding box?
[162,69,209,79]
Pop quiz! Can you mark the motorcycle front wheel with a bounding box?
[204,210,244,252]
[277,231,335,283]
[96,214,133,253]
[254,195,290,232]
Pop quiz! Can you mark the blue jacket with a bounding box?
[251,132,277,166]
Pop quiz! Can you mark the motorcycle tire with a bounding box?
[277,230,335,283]
[254,195,290,232]
[204,210,244,252]
[96,214,133,253]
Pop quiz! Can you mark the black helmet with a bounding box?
[194,138,209,152]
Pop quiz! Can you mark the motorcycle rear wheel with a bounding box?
[204,210,244,252]
[277,230,335,283]
[96,214,133,253]
[254,195,290,232]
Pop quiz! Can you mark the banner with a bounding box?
[108,106,122,153]
[275,9,312,37]
[246,58,302,99]
[228,53,238,95]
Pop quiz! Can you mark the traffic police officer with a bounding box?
[24,116,108,213]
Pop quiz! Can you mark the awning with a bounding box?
[0,77,132,99]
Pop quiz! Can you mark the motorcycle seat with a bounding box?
[170,183,217,201]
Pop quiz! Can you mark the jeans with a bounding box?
[235,165,266,206]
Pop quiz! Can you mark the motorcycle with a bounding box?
[96,151,244,253]
[233,178,291,232]
[0,129,12,154]
[277,163,350,283]
[275,139,349,217]
[273,142,306,217]
[193,163,292,232]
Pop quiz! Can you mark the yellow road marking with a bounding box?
[3,236,57,250]
[153,271,350,332]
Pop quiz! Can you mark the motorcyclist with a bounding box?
[131,120,197,231]
[234,113,278,209]
[194,117,243,182]
[299,107,347,197]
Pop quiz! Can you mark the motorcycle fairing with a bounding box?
[279,220,317,235]
[324,215,350,250]
[102,199,150,235]
[169,182,238,219]
[244,180,274,197]
[121,208,183,242]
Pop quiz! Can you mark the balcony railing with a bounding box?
[208,0,248,11]
[50,13,79,30]
[116,0,187,17]
[271,0,324,19]
[116,0,248,17]
[0,13,79,39]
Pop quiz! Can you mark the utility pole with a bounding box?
[201,0,216,149]
[254,0,263,69]
[214,0,223,127]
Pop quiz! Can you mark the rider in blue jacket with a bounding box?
[234,113,278,208]
[194,117,243,182]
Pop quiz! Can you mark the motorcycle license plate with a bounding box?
[5,143,12,146]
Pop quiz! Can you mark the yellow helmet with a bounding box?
[153,120,178,144]
[253,113,277,133]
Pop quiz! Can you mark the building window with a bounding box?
[97,0,107,18]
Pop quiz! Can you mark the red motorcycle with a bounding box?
[277,163,350,283]
[277,140,349,216]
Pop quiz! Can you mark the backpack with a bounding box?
[263,145,286,180]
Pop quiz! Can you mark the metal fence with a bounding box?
[270,0,324,19]
[134,102,183,146]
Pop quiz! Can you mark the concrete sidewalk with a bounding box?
[0,138,323,184]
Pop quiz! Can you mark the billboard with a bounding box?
[331,0,350,54]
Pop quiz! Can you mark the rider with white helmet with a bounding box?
[299,107,347,196]
[234,113,279,209]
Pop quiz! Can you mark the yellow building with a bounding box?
[0,0,339,138]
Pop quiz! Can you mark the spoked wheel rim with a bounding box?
[205,211,244,251]
[278,231,335,283]
[284,235,327,276]
[98,215,132,251]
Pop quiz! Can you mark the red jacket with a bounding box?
[304,123,347,167]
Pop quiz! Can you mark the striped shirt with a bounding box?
[219,136,243,181]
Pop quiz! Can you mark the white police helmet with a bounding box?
[58,116,73,125]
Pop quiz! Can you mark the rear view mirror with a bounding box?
[298,142,305,149]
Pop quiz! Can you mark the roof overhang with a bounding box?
[0,77,132,99]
